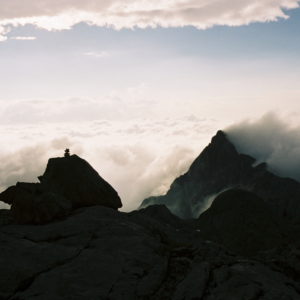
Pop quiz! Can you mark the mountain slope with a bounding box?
[141,130,300,220]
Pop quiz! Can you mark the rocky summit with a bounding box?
[0,140,300,299]
[141,130,300,221]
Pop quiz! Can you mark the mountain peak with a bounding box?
[212,130,226,141]
[210,130,234,150]
[141,129,300,220]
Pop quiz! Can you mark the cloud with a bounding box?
[0,95,148,124]
[0,116,220,211]
[10,36,37,40]
[0,0,299,40]
[226,113,300,182]
[0,25,10,41]
[83,51,110,58]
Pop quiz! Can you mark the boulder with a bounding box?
[0,154,122,224]
[38,155,122,210]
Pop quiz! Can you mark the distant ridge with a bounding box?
[141,130,300,220]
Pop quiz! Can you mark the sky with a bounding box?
[0,0,300,211]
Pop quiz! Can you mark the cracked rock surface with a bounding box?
[1,205,299,300]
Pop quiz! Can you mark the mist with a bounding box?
[226,113,300,182]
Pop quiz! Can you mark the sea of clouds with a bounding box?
[1,93,300,213]
[0,106,221,211]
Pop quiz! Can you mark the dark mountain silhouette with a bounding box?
[197,189,286,256]
[141,130,300,221]
[0,141,300,299]
[0,154,122,224]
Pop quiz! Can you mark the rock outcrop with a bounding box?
[0,154,122,224]
[38,155,122,210]
[141,130,300,220]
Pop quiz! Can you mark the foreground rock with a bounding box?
[197,189,286,256]
[0,154,122,224]
[0,205,299,300]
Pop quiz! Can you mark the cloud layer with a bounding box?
[0,0,299,40]
[226,113,300,182]
[0,116,220,211]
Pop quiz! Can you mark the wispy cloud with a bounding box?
[10,36,37,41]
[0,25,10,41]
[0,0,299,40]
[83,51,110,58]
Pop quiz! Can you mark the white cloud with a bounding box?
[0,25,10,41]
[84,51,110,58]
[10,36,37,40]
[0,0,299,40]
[226,113,300,182]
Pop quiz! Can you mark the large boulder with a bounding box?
[38,154,122,210]
[0,154,122,224]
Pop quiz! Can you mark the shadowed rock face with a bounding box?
[197,189,284,256]
[141,130,300,220]
[0,154,122,224]
[39,155,122,210]
[0,183,72,224]
[0,205,299,300]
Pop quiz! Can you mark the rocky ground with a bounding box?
[1,204,300,300]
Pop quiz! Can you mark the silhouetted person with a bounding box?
[64,148,70,158]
